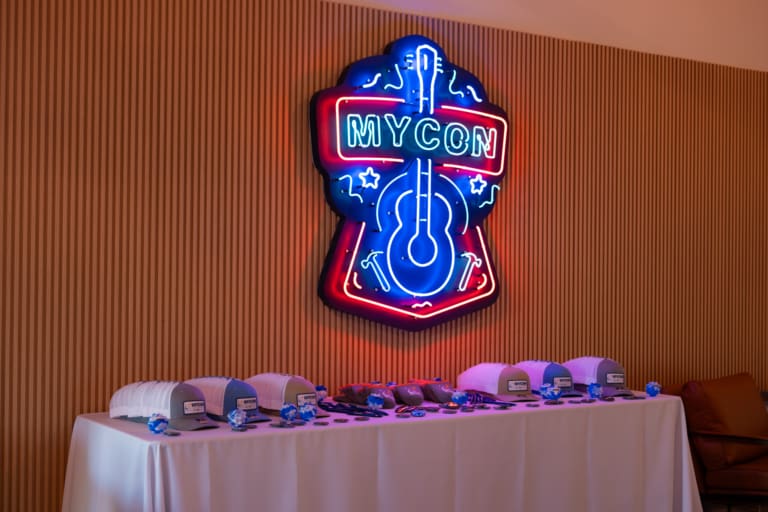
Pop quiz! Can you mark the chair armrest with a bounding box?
[690,430,768,445]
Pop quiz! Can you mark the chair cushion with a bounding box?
[705,454,768,495]
[682,373,768,470]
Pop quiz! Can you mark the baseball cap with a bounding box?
[336,383,397,408]
[514,360,584,398]
[409,378,455,403]
[109,381,219,431]
[562,356,634,397]
[389,383,424,405]
[457,363,539,402]
[185,377,271,423]
[245,373,330,418]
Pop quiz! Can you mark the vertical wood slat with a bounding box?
[1,0,767,509]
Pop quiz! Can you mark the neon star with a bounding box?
[359,167,381,189]
[469,174,487,195]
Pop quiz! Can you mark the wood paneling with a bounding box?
[1,0,766,509]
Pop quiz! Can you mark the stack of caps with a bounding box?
[245,373,329,417]
[562,356,634,397]
[456,363,538,402]
[185,376,271,423]
[109,381,219,430]
[514,360,583,398]
[336,382,397,408]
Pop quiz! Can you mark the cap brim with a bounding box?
[244,411,272,423]
[602,387,634,398]
[170,415,219,431]
[496,393,540,403]
[533,389,584,399]
[261,407,330,419]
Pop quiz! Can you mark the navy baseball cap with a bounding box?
[186,377,271,423]
[514,360,584,398]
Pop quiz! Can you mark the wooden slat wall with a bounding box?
[1,0,766,509]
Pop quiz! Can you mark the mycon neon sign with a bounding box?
[312,35,509,330]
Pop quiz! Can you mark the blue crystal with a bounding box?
[366,392,385,409]
[645,381,661,398]
[451,391,468,406]
[587,382,603,399]
[280,403,298,422]
[227,408,248,428]
[147,414,169,434]
[299,403,317,421]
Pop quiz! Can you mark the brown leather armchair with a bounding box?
[679,373,768,507]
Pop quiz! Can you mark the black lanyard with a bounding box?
[318,400,389,418]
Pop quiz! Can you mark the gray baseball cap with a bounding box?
[457,363,539,402]
[562,357,634,397]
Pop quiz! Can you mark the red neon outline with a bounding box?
[340,223,497,320]
[438,105,508,176]
[335,96,406,163]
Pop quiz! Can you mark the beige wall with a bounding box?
[2,0,767,509]
[330,0,768,71]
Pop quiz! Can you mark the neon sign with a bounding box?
[312,35,509,330]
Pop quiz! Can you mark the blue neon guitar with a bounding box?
[385,44,456,297]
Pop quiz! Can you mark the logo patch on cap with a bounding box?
[296,393,318,408]
[183,400,206,415]
[606,373,625,385]
[507,380,528,392]
[236,397,258,411]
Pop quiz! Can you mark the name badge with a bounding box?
[296,393,318,407]
[507,380,528,392]
[183,400,206,415]
[236,397,258,411]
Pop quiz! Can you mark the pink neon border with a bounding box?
[340,222,497,319]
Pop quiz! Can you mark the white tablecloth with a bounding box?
[63,395,702,512]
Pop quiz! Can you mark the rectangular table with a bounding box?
[63,394,702,512]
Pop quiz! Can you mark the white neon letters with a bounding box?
[414,118,441,151]
[383,114,411,148]
[346,114,381,148]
